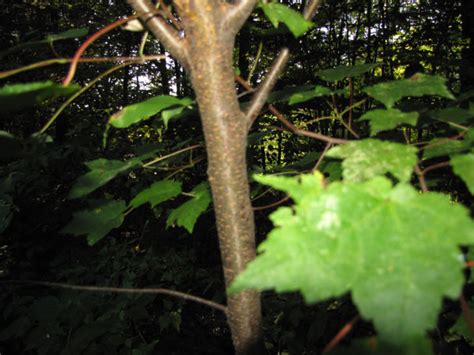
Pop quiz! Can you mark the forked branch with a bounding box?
[127,0,189,66]
[226,0,258,34]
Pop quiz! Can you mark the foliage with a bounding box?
[0,81,79,111]
[230,173,474,347]
[259,2,314,38]
[166,182,212,234]
[1,0,473,354]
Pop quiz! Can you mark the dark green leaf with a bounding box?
[230,173,474,344]
[316,63,379,82]
[167,182,212,233]
[0,316,32,341]
[0,81,79,112]
[259,2,314,38]
[429,107,474,124]
[61,200,127,245]
[130,180,182,208]
[327,139,418,183]
[267,85,314,104]
[288,86,333,105]
[109,95,193,128]
[68,158,141,199]
[360,109,419,135]
[423,139,467,160]
[363,74,455,109]
[0,194,14,234]
[46,28,89,42]
[30,296,61,324]
[69,322,110,352]
[0,130,23,161]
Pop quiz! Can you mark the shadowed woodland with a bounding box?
[0,0,474,354]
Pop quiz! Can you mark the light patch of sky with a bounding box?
[135,54,177,94]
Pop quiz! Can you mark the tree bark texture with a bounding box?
[178,4,264,354]
[127,1,265,354]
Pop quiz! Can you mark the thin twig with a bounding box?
[414,164,428,193]
[322,315,360,353]
[63,16,136,86]
[460,295,474,335]
[128,0,188,66]
[1,280,227,314]
[142,144,202,168]
[253,196,290,211]
[0,55,164,79]
[303,0,323,20]
[245,48,290,128]
[158,0,182,30]
[271,107,349,145]
[312,143,333,172]
[40,63,141,134]
[422,161,450,175]
[236,75,349,145]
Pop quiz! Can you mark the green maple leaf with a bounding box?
[327,139,418,183]
[451,153,474,194]
[61,200,127,245]
[68,158,140,199]
[130,180,182,208]
[363,74,455,109]
[360,109,419,136]
[230,173,474,345]
[259,2,314,38]
[166,182,211,233]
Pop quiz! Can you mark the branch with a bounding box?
[63,16,135,86]
[460,295,474,336]
[226,0,258,33]
[414,164,429,193]
[2,280,227,314]
[322,315,360,353]
[245,48,290,128]
[303,0,323,20]
[127,0,188,66]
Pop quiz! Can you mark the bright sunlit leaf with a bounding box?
[259,2,314,38]
[327,139,418,183]
[109,96,193,128]
[363,74,455,109]
[451,153,474,195]
[230,173,474,344]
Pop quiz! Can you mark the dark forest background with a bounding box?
[0,0,473,354]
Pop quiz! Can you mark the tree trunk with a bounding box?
[126,1,266,353]
[182,10,264,355]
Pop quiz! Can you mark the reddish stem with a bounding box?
[322,315,360,353]
[253,196,290,211]
[465,261,474,268]
[460,295,474,335]
[63,16,136,86]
